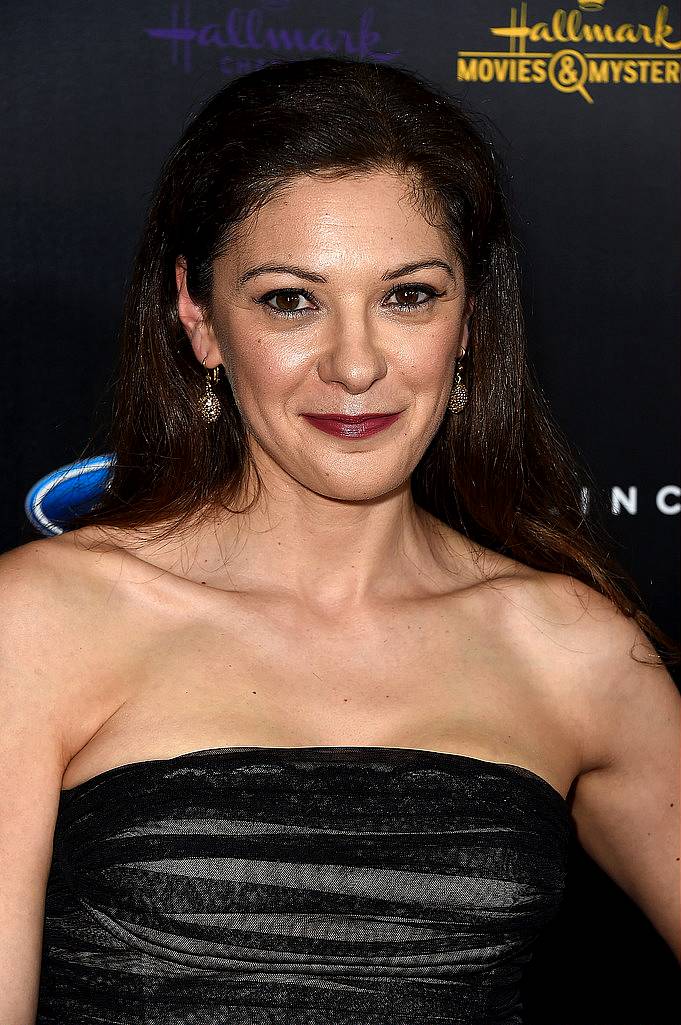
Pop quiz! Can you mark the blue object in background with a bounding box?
[24,455,115,536]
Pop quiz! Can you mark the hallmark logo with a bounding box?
[145,0,400,78]
[457,2,681,103]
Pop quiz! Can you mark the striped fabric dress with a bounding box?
[37,745,571,1024]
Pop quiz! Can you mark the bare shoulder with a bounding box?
[0,528,152,1015]
[0,536,74,744]
[514,570,673,733]
[0,532,100,676]
[527,568,680,785]
[481,564,677,761]
[1,523,178,607]
[493,566,681,959]
[0,527,160,759]
[479,558,681,946]
[0,526,143,648]
[458,548,678,770]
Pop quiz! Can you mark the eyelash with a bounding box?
[254,283,445,320]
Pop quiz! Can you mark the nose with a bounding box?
[317,307,388,395]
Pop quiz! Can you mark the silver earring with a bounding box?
[199,355,222,423]
[447,349,468,413]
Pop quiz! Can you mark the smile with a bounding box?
[301,412,403,438]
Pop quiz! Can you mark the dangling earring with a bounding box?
[447,348,468,413]
[199,355,222,423]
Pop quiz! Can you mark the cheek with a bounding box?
[401,329,458,383]
[220,312,459,400]
[225,336,303,406]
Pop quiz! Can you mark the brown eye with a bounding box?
[255,289,316,318]
[385,284,441,312]
[273,293,304,312]
[393,287,422,306]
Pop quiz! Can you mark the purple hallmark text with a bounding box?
[145,0,401,75]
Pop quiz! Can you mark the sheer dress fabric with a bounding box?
[37,745,571,1024]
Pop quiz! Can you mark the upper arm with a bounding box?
[0,543,71,1024]
[563,581,681,962]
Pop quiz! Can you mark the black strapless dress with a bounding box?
[37,745,571,1025]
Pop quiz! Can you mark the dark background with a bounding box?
[2,1,679,1020]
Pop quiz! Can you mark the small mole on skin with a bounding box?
[252,691,257,695]
[200,581,206,585]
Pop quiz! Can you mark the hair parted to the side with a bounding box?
[62,55,679,667]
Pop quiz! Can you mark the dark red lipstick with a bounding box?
[301,412,402,438]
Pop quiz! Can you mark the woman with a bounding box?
[1,55,679,1025]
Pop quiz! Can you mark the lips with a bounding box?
[302,413,398,421]
[301,412,402,438]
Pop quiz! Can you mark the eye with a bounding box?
[253,282,444,320]
[384,284,443,313]
[255,288,317,319]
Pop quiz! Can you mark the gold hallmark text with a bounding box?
[457,3,681,103]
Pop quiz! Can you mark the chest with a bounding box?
[61,585,576,795]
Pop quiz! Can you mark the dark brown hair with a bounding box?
[64,55,679,667]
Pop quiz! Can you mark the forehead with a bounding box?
[226,171,452,267]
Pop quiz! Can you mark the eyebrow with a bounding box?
[237,259,454,287]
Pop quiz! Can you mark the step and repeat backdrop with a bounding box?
[2,1,679,1021]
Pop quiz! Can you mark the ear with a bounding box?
[460,295,475,357]
[175,256,221,368]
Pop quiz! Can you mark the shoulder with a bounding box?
[0,528,161,757]
[0,524,174,607]
[453,544,675,763]
[486,565,677,773]
[0,533,91,651]
[503,571,681,960]
[0,537,89,793]
[0,527,136,627]
[499,565,659,664]
[0,532,113,717]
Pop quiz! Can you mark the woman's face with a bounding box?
[176,170,472,502]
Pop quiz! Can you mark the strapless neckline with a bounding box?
[44,741,571,1023]
[59,744,570,811]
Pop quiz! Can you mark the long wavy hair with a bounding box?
[63,55,678,667]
